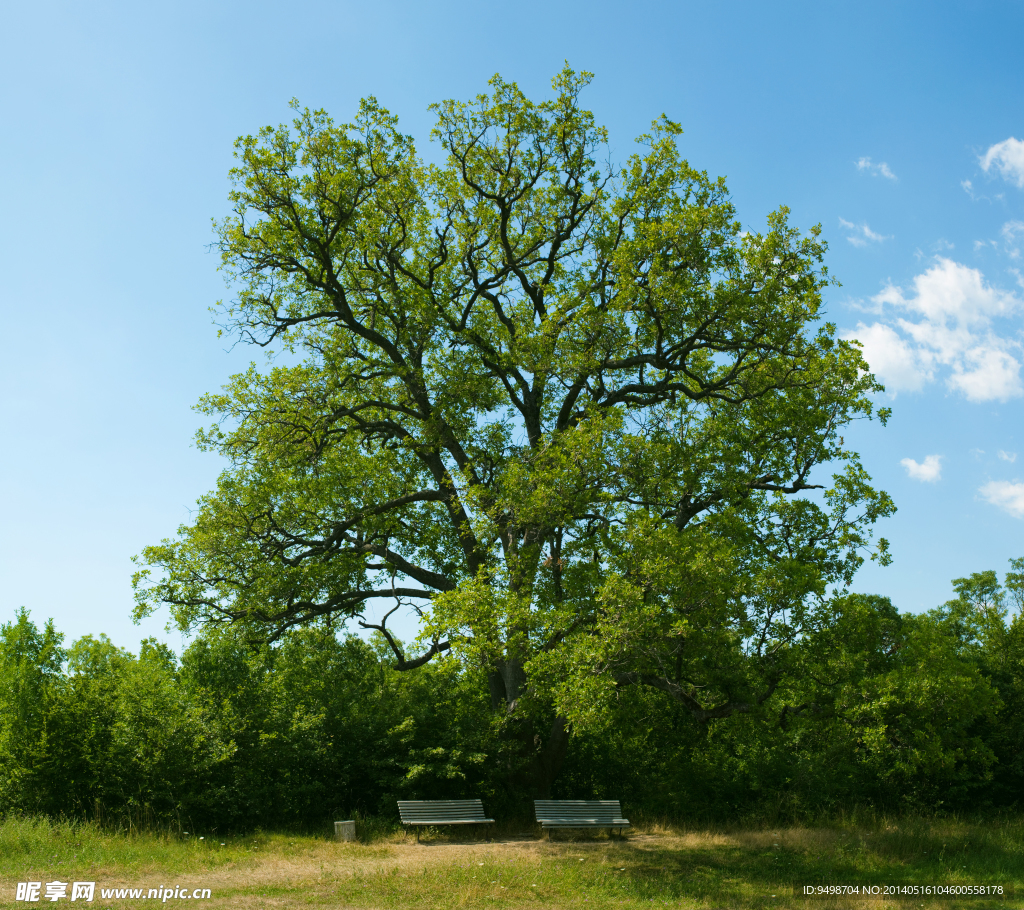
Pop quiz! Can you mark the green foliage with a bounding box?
[0,612,501,828]
[129,69,894,797]
[931,558,1024,807]
[547,593,1001,819]
[2,556,1024,828]
[789,596,999,808]
[0,609,65,809]
[173,626,497,827]
[14,632,232,824]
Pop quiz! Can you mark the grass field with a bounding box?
[1,814,1020,909]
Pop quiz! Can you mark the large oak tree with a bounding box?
[134,68,893,795]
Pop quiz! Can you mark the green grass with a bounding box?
[1,814,1021,908]
[0,815,273,877]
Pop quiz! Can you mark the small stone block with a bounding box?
[334,820,356,842]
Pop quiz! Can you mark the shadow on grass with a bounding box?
[552,823,1023,908]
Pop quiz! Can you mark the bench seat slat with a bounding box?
[538,818,630,823]
[399,814,495,822]
[400,816,494,821]
[542,821,630,827]
[398,800,488,805]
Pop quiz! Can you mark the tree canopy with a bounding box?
[133,67,893,792]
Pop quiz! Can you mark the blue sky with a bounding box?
[2,0,1022,651]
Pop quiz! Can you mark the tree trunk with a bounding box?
[530,715,570,799]
[492,657,570,798]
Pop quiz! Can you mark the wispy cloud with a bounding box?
[971,221,1022,266]
[901,455,943,482]
[843,258,1023,401]
[1003,221,1024,261]
[839,218,892,248]
[999,450,1018,463]
[962,178,1003,204]
[981,138,1024,189]
[856,157,897,180]
[979,480,1024,518]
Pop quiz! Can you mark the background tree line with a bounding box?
[2,560,1022,831]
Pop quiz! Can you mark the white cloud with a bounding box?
[843,259,1023,401]
[848,322,932,391]
[948,345,1022,401]
[999,450,1018,463]
[901,455,942,482]
[839,218,892,248]
[981,138,1024,189]
[880,258,1016,324]
[856,157,897,180]
[979,480,1024,518]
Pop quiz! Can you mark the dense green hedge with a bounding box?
[3,567,1024,830]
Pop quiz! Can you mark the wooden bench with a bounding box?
[534,800,630,838]
[397,800,494,841]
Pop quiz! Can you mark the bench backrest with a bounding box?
[534,799,625,822]
[397,799,489,823]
